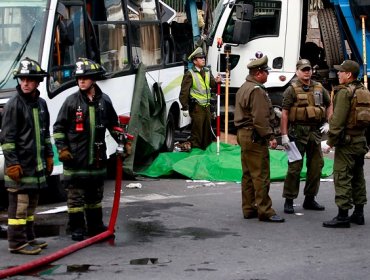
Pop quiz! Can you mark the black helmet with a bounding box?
[73,58,106,79]
[13,57,48,82]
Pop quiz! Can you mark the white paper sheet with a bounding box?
[286,142,302,162]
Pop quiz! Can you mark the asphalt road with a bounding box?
[1,151,370,280]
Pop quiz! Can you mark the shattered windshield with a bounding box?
[0,1,47,90]
[208,0,231,42]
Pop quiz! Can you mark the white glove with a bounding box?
[281,134,290,148]
[182,110,189,117]
[273,107,282,118]
[320,122,329,134]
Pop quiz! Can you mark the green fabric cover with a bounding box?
[138,142,334,182]
[123,63,167,176]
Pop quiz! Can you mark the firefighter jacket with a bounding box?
[53,84,119,181]
[234,75,275,140]
[179,66,217,110]
[327,80,370,147]
[0,85,53,190]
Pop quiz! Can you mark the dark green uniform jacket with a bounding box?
[234,75,275,140]
[1,85,53,189]
[53,85,118,180]
[327,80,366,147]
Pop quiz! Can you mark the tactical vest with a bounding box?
[288,82,326,124]
[343,84,370,129]
[189,68,211,107]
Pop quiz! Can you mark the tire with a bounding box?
[318,8,345,68]
[163,112,175,152]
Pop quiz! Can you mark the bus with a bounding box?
[0,0,192,201]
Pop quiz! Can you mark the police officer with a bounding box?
[53,58,119,241]
[1,58,53,255]
[234,55,285,223]
[179,47,221,150]
[323,60,369,228]
[281,59,331,214]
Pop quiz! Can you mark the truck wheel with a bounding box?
[163,112,175,152]
[318,8,345,68]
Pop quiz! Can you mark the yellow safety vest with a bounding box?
[189,68,211,107]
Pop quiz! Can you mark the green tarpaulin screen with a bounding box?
[138,142,334,182]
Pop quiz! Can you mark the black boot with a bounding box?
[284,198,294,214]
[350,205,365,225]
[85,207,107,236]
[303,196,325,211]
[323,208,350,228]
[69,212,86,241]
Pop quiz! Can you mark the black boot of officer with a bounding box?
[323,208,350,228]
[350,204,365,225]
[303,196,325,211]
[284,198,294,214]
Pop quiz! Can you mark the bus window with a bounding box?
[130,0,162,67]
[97,24,129,72]
[131,23,162,66]
[49,5,87,92]
[96,0,129,73]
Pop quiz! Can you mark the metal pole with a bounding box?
[216,38,223,155]
[361,15,368,89]
[224,44,231,144]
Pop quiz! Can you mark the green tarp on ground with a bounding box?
[138,142,334,182]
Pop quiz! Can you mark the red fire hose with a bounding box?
[0,120,130,279]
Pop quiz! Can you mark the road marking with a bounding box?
[121,193,184,203]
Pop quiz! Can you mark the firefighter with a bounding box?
[1,57,53,255]
[53,58,119,241]
[323,60,369,228]
[179,47,221,150]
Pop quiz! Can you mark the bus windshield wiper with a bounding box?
[0,23,36,89]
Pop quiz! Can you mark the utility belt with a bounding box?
[339,133,366,145]
[344,129,365,136]
[292,123,322,131]
[238,127,268,144]
[189,97,210,111]
[189,98,211,111]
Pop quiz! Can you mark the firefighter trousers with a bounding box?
[7,190,39,250]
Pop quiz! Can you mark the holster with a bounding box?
[189,97,197,111]
[252,130,267,145]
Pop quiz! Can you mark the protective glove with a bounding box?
[58,148,73,162]
[281,134,290,148]
[6,164,23,183]
[320,122,330,134]
[46,156,54,176]
[182,110,189,117]
[273,107,282,118]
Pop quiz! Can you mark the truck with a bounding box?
[0,0,194,204]
[183,0,370,134]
